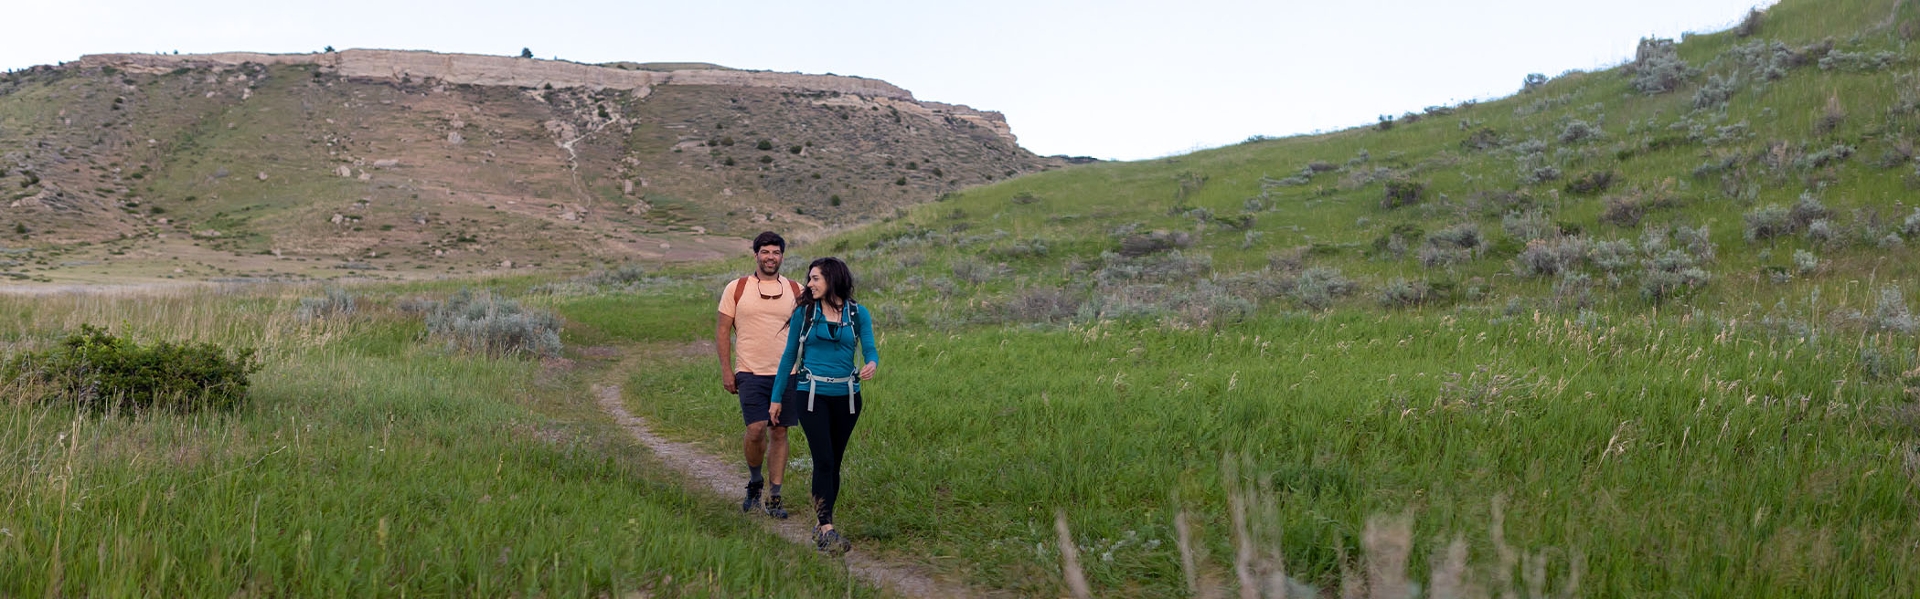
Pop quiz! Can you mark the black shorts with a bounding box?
[737,372,797,427]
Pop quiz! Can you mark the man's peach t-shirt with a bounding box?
[718,275,799,376]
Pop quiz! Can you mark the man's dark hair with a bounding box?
[798,257,854,308]
[751,231,786,253]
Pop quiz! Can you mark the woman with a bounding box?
[768,257,877,556]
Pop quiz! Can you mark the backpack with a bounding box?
[731,276,803,306]
[793,301,863,413]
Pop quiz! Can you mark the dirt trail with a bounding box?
[593,383,992,599]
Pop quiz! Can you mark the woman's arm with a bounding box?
[857,304,878,379]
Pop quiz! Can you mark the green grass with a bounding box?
[622,304,1920,596]
[0,289,875,597]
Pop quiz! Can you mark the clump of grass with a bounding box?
[1,324,260,412]
[422,289,562,358]
[294,287,356,321]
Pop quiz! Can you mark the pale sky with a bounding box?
[4,1,1772,161]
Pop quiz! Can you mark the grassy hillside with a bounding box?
[611,0,1920,595]
[816,0,1920,329]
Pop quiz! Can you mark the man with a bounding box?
[716,231,802,519]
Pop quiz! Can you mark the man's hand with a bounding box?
[859,361,877,381]
[722,371,739,394]
[768,402,783,423]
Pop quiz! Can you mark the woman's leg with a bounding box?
[795,391,842,527]
[818,393,862,527]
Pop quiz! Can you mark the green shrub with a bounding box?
[1744,204,1794,241]
[422,289,562,358]
[1,324,260,413]
[755,139,773,151]
[1381,179,1424,209]
[1563,170,1615,195]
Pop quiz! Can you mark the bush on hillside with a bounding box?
[1793,249,1820,275]
[1513,237,1590,278]
[1744,204,1795,241]
[295,287,356,321]
[1,324,260,413]
[1377,278,1437,308]
[1819,50,1896,73]
[1639,249,1711,303]
[1630,37,1693,95]
[1874,285,1918,333]
[1290,267,1355,311]
[1381,178,1424,209]
[1735,7,1763,37]
[1564,170,1616,195]
[423,289,562,358]
[1521,73,1548,93]
[1589,239,1636,273]
[1693,73,1739,109]
[1558,120,1600,144]
[1502,209,1557,242]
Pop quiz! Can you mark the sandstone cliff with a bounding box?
[74,49,1018,143]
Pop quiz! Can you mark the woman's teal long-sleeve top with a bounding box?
[770,303,878,402]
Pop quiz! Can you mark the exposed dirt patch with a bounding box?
[593,383,994,599]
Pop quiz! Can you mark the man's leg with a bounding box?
[741,420,768,512]
[764,424,791,518]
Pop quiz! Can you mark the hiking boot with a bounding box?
[814,527,850,556]
[741,483,763,514]
[765,494,789,520]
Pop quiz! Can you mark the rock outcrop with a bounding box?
[74,49,1019,143]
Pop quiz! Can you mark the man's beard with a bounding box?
[758,261,781,277]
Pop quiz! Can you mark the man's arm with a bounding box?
[716,312,738,394]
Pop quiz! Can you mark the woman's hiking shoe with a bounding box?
[765,495,789,519]
[813,527,850,556]
[741,484,763,514]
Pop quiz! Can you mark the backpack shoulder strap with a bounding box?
[788,279,803,298]
[730,276,750,305]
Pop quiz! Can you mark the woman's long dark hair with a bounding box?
[797,257,854,309]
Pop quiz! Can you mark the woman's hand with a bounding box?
[859,361,877,380]
[768,403,783,423]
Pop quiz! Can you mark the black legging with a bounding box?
[791,390,862,526]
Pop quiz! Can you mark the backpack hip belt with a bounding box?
[803,373,857,414]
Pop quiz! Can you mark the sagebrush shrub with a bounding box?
[1558,120,1600,144]
[1589,239,1636,272]
[1429,223,1482,250]
[1744,204,1794,241]
[1377,278,1435,308]
[1631,37,1693,95]
[1793,249,1820,275]
[1806,219,1835,245]
[1564,170,1615,195]
[1291,267,1355,310]
[1502,210,1556,242]
[1,324,260,412]
[1819,50,1896,72]
[295,287,356,321]
[1904,207,1920,237]
[1693,73,1739,109]
[1874,286,1918,333]
[1639,249,1711,302]
[423,289,562,358]
[1513,237,1589,278]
